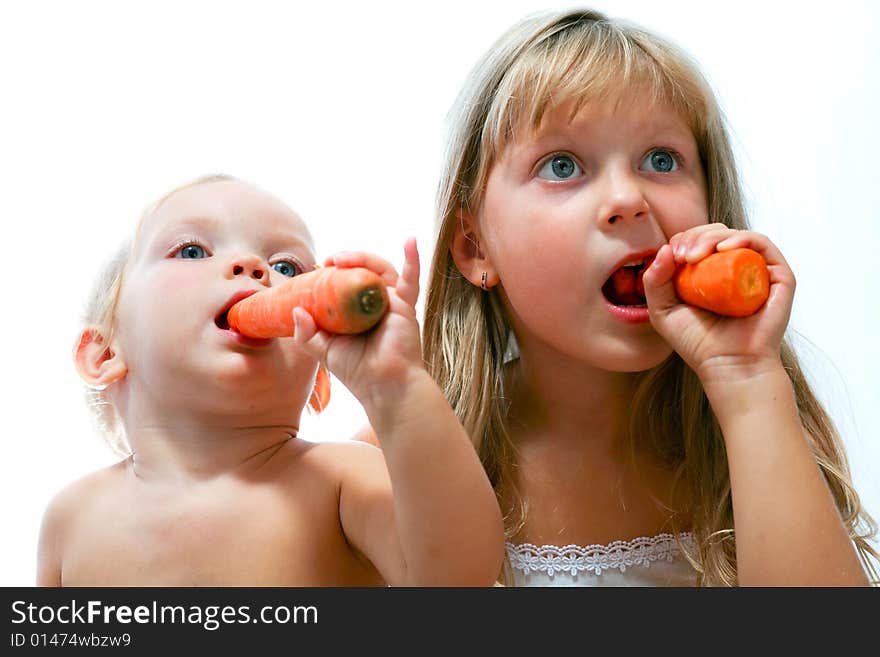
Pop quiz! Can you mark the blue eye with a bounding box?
[177,244,207,259]
[641,149,679,173]
[537,154,582,181]
[272,260,300,277]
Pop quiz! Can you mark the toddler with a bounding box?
[37,174,504,586]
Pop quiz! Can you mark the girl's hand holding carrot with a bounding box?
[642,224,796,387]
[289,238,426,410]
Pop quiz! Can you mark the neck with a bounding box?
[120,400,302,484]
[109,373,312,483]
[503,344,687,542]
[506,342,638,459]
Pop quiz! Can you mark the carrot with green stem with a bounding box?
[228,265,390,338]
[673,247,770,317]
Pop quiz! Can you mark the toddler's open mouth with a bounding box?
[215,309,231,330]
[215,290,259,330]
[214,290,272,347]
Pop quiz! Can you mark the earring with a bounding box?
[481,271,487,291]
[502,328,520,364]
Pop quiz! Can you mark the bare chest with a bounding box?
[62,480,380,586]
[509,456,687,546]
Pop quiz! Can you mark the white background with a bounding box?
[1,0,877,585]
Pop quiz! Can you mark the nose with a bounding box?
[595,166,650,228]
[226,254,268,283]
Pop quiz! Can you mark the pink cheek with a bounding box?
[660,199,710,235]
[121,271,204,329]
[154,269,202,293]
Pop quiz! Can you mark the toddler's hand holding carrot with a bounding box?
[641,224,796,386]
[228,265,390,338]
[289,238,425,411]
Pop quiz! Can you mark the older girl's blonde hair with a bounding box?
[80,174,328,455]
[422,8,878,585]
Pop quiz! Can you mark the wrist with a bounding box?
[696,353,784,389]
[360,367,454,449]
[356,365,434,422]
[700,358,795,423]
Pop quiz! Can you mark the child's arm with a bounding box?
[644,225,868,586]
[349,425,380,448]
[292,239,505,586]
[36,489,71,586]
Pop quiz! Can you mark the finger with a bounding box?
[672,224,736,264]
[642,244,681,314]
[323,251,399,287]
[714,231,757,252]
[716,231,789,269]
[687,229,739,263]
[292,307,332,363]
[669,223,722,257]
[395,237,420,308]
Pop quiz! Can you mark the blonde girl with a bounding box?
[422,8,877,586]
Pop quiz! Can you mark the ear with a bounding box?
[449,208,500,289]
[73,327,128,389]
[308,365,331,414]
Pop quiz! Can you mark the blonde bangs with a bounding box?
[482,18,710,169]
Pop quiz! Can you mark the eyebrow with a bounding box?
[149,215,314,257]
[144,215,220,241]
[532,115,692,140]
[518,120,696,161]
[263,232,316,258]
[162,215,222,230]
[137,215,216,250]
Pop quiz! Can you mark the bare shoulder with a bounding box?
[42,459,130,524]
[289,439,388,487]
[37,459,130,585]
[253,438,388,501]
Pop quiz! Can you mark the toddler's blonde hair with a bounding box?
[80,174,326,455]
[422,8,878,585]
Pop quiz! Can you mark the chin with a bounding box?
[593,340,674,374]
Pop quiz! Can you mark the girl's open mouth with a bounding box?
[601,256,652,308]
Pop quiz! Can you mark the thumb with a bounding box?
[642,245,680,318]
[292,307,332,363]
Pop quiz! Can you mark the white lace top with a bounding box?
[504,533,699,587]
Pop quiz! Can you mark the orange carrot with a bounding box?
[308,365,331,413]
[673,247,770,317]
[227,266,389,338]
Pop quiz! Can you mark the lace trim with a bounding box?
[506,532,697,577]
